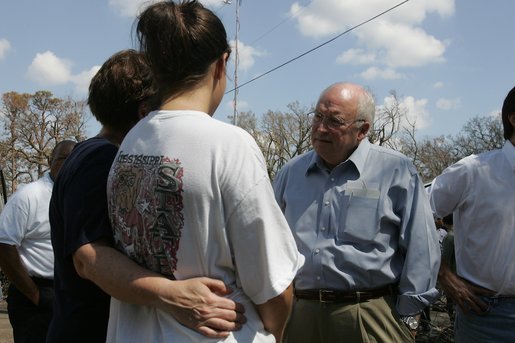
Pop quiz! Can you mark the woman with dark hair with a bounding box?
[106,1,303,342]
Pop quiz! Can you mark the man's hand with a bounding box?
[160,277,246,338]
[0,243,40,305]
[74,242,246,339]
[438,263,495,314]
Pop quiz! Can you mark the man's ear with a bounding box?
[357,121,371,141]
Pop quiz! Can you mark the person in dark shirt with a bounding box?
[48,49,245,342]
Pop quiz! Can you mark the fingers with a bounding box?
[190,315,246,339]
[195,326,231,339]
[172,277,248,338]
[468,297,487,313]
[200,277,233,296]
[210,294,245,312]
[198,278,246,314]
[233,301,245,315]
[456,292,488,314]
[202,317,245,332]
[194,305,247,326]
[179,317,232,339]
[470,284,496,297]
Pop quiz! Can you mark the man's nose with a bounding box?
[314,121,330,133]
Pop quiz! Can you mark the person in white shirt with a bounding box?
[0,140,75,342]
[430,85,515,343]
[105,2,303,342]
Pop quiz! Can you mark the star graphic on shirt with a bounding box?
[137,199,151,214]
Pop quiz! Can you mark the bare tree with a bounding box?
[402,115,504,183]
[369,90,404,148]
[452,115,504,157]
[408,135,457,182]
[0,91,88,194]
[232,101,313,179]
[229,94,504,185]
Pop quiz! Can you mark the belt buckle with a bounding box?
[319,289,334,303]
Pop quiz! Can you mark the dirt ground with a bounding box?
[416,306,454,343]
[0,301,13,343]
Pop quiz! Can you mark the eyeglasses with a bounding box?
[310,111,365,130]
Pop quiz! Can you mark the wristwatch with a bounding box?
[401,316,419,330]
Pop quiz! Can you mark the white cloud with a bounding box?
[358,21,446,68]
[109,0,223,17]
[0,38,11,61]
[380,94,430,129]
[108,0,159,17]
[26,51,101,95]
[290,0,453,68]
[291,0,454,37]
[436,97,461,110]
[200,0,226,8]
[336,48,376,65]
[71,66,101,95]
[401,96,430,129]
[433,81,444,88]
[360,67,403,80]
[26,51,72,85]
[229,40,265,72]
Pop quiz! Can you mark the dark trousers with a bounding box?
[6,280,53,343]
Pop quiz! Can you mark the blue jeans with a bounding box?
[455,296,515,343]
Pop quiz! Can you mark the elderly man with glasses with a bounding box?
[273,82,441,342]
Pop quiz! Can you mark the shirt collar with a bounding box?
[42,171,54,185]
[306,152,324,175]
[306,139,371,176]
[347,139,370,176]
[503,140,515,171]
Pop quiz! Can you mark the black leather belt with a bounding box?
[31,277,54,287]
[294,284,396,303]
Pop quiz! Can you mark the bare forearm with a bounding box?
[73,241,171,308]
[438,261,494,313]
[0,243,39,304]
[73,240,246,338]
[255,284,294,343]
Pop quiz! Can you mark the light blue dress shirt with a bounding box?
[273,139,441,315]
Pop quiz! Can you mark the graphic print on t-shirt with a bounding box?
[109,153,184,277]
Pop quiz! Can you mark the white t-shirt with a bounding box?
[431,140,515,295]
[0,172,54,278]
[106,110,304,342]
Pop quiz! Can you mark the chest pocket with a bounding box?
[337,181,380,243]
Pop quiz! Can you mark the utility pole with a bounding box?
[222,0,241,126]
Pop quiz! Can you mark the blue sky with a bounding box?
[1,0,514,139]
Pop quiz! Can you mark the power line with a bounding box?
[225,0,410,94]
[248,0,311,46]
